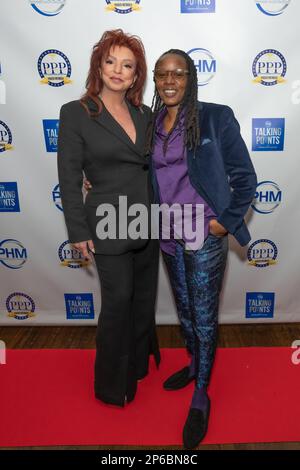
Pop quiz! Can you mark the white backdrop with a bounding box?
[1,0,300,324]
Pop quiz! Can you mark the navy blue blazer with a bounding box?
[150,102,257,246]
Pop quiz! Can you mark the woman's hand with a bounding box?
[73,239,95,260]
[209,219,228,237]
[83,178,92,191]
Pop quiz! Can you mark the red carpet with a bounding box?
[0,348,300,447]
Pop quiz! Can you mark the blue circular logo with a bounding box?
[251,181,282,214]
[58,240,89,268]
[6,292,36,320]
[0,120,13,153]
[187,48,216,86]
[105,1,141,14]
[0,239,28,269]
[38,50,71,87]
[30,0,66,17]
[247,239,278,268]
[252,49,287,86]
[255,0,291,16]
[52,183,63,211]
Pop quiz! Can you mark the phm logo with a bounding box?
[255,0,291,16]
[251,181,282,214]
[247,239,278,268]
[58,240,90,268]
[105,0,141,14]
[38,50,72,87]
[0,239,28,269]
[187,48,216,86]
[6,292,36,320]
[29,0,66,16]
[252,49,287,86]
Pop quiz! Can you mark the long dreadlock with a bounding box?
[145,49,200,157]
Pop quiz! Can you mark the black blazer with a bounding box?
[57,98,152,254]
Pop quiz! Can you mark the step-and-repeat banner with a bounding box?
[1,0,300,324]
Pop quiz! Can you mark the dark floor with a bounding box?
[2,323,300,349]
[1,323,300,450]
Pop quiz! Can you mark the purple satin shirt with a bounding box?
[152,108,216,255]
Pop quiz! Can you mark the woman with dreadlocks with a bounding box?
[147,49,257,448]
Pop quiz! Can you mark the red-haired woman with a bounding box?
[57,30,160,407]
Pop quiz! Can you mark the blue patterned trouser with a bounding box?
[162,234,228,388]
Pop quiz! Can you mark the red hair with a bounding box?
[81,29,147,115]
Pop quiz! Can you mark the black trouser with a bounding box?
[94,239,160,406]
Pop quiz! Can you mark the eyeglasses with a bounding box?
[153,69,190,81]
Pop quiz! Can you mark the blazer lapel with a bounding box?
[126,101,146,153]
[87,98,144,157]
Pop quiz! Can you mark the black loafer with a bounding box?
[183,399,210,449]
[163,366,195,391]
